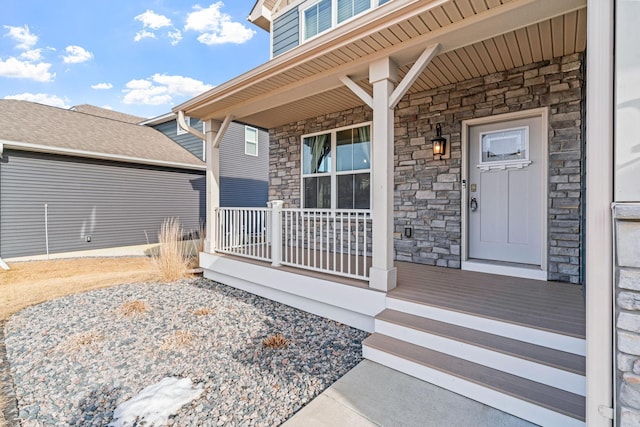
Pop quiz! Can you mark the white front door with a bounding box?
[467,116,543,266]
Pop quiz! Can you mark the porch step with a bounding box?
[375,309,585,395]
[386,295,586,356]
[363,334,585,427]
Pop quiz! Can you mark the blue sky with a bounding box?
[0,1,270,118]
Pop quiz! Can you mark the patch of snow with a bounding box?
[109,377,203,427]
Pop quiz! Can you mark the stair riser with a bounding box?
[363,345,585,427]
[387,297,586,356]
[376,320,586,396]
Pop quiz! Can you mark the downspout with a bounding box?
[177,111,206,140]
[0,142,7,270]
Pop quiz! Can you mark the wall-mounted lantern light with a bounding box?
[431,123,448,160]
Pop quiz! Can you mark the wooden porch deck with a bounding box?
[214,253,585,338]
[392,261,585,339]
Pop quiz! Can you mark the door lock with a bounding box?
[470,197,478,212]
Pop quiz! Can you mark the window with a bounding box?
[337,0,370,24]
[299,0,389,42]
[302,124,371,210]
[303,0,332,40]
[245,126,259,156]
[177,116,190,135]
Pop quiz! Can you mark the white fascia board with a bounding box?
[0,139,206,171]
[249,3,272,22]
[173,0,444,114]
[138,112,176,126]
[177,0,586,122]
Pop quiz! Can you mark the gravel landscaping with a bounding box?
[4,278,368,426]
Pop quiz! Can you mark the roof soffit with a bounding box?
[180,0,587,128]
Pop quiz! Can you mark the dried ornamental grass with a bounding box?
[58,331,104,353]
[161,330,194,351]
[193,307,212,316]
[153,217,190,282]
[262,333,289,349]
[119,300,149,316]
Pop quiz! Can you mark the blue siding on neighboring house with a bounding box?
[151,119,205,160]
[272,7,300,57]
[219,123,270,207]
[0,150,205,258]
[151,119,269,208]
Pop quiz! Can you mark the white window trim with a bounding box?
[300,121,372,211]
[298,0,388,43]
[177,116,190,135]
[245,125,259,157]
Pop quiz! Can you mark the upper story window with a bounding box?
[245,126,259,156]
[177,116,190,135]
[302,123,371,210]
[300,0,389,42]
[337,0,369,23]
[303,0,332,40]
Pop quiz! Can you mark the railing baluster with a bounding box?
[347,211,352,276]
[355,213,359,278]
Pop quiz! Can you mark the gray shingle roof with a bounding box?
[0,100,204,169]
[71,104,145,124]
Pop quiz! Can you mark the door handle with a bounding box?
[470,197,478,212]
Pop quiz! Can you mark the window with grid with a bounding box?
[302,124,371,210]
[245,126,258,156]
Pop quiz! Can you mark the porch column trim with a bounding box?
[585,0,614,425]
[389,43,441,109]
[204,119,223,254]
[369,57,398,292]
[340,76,373,109]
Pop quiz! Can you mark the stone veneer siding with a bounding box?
[615,204,640,426]
[269,52,584,284]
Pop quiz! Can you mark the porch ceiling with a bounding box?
[176,0,586,129]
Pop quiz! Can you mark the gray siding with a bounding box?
[219,123,270,207]
[272,7,299,57]
[152,119,269,208]
[0,150,205,258]
[151,119,205,160]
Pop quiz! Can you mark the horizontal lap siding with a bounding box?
[273,8,300,57]
[219,123,269,207]
[152,120,204,160]
[0,150,205,258]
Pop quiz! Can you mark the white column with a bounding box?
[204,119,222,254]
[270,200,283,267]
[369,57,398,291]
[585,0,614,425]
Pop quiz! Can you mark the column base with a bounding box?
[369,266,397,292]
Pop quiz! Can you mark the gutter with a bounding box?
[0,139,206,172]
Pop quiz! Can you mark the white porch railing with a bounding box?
[214,207,272,262]
[213,203,372,281]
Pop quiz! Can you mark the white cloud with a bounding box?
[19,48,43,61]
[168,30,182,46]
[4,25,38,50]
[0,57,54,82]
[185,2,255,45]
[91,82,113,90]
[4,92,69,108]
[62,45,93,64]
[101,105,113,110]
[135,10,172,30]
[122,74,213,106]
[134,30,156,42]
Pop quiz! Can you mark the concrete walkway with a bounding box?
[284,360,538,427]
